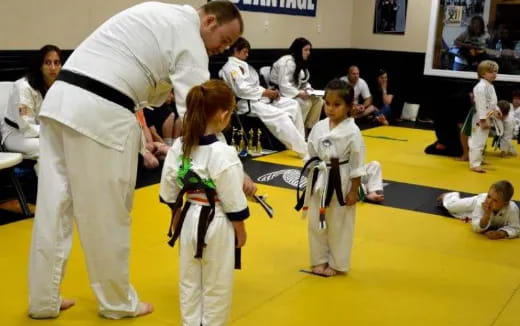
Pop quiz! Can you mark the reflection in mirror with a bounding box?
[425,0,520,82]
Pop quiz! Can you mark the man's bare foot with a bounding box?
[366,192,384,203]
[60,299,75,311]
[322,266,338,277]
[470,167,486,173]
[311,264,327,275]
[136,302,153,317]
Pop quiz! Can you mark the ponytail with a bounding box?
[182,80,235,158]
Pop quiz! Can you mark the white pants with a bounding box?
[468,124,489,168]
[307,194,355,272]
[28,117,141,319]
[297,95,323,129]
[361,161,383,193]
[179,204,235,326]
[3,130,39,160]
[442,192,473,219]
[500,136,517,154]
[250,97,307,156]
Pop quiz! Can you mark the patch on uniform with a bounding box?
[231,70,239,81]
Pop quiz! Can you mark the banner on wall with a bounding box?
[227,0,317,17]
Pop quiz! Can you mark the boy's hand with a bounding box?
[345,190,359,206]
[479,119,489,129]
[243,174,257,197]
[232,221,247,248]
[485,230,507,240]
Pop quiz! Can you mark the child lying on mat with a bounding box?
[438,180,520,240]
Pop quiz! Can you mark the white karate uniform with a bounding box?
[269,54,323,128]
[468,79,498,168]
[500,113,517,155]
[160,135,249,326]
[442,192,520,238]
[304,117,365,272]
[29,3,210,319]
[1,78,42,159]
[219,56,307,156]
[361,160,383,194]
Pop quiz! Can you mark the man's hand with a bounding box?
[479,119,489,129]
[263,89,280,100]
[243,174,257,197]
[232,221,247,248]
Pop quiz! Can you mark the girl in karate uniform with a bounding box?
[160,80,249,326]
[298,78,365,276]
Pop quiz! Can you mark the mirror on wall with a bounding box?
[424,0,520,82]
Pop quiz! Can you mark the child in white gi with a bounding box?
[511,90,520,140]
[496,100,517,156]
[468,60,500,173]
[160,80,249,326]
[297,78,365,276]
[439,180,520,240]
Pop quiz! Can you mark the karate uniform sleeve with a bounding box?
[8,83,39,138]
[498,204,520,238]
[473,83,489,120]
[169,55,210,118]
[213,147,250,221]
[159,140,182,205]
[227,66,264,101]
[348,130,366,179]
[277,60,300,98]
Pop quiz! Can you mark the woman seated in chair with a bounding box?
[219,37,307,158]
[1,45,62,167]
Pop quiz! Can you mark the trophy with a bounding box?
[231,127,237,150]
[256,129,263,154]
[238,129,248,157]
[247,129,254,154]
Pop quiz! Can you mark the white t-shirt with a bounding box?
[340,77,371,105]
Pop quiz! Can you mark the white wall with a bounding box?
[0,0,352,50]
[351,0,432,53]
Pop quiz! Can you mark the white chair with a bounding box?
[0,81,33,217]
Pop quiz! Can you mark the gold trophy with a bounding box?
[231,127,237,150]
[248,129,254,154]
[256,129,263,154]
[238,129,247,157]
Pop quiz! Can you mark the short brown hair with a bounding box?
[477,60,498,78]
[201,1,244,33]
[497,100,510,115]
[491,180,514,202]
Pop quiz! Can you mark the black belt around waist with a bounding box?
[57,70,135,113]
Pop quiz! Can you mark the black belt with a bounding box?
[57,70,135,114]
[4,117,19,130]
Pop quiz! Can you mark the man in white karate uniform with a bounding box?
[28,1,243,319]
[220,37,307,157]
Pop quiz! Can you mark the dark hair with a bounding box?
[376,68,388,77]
[26,44,62,97]
[468,15,485,37]
[201,0,244,33]
[289,37,311,85]
[324,78,355,115]
[182,79,235,157]
[512,89,520,99]
[497,100,510,115]
[230,37,250,54]
[491,180,514,202]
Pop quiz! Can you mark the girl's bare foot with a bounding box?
[60,299,75,311]
[322,266,338,277]
[366,192,384,203]
[470,167,486,173]
[136,302,153,317]
[311,264,327,275]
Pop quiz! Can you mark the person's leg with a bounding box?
[307,196,329,273]
[327,200,355,274]
[161,113,175,146]
[468,126,488,172]
[362,161,384,202]
[304,96,323,129]
[201,216,235,326]
[3,131,39,159]
[63,122,147,319]
[252,102,307,157]
[28,118,75,318]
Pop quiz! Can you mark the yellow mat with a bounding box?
[1,125,520,325]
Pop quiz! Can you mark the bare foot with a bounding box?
[365,192,384,203]
[311,264,327,275]
[322,266,338,277]
[136,302,153,317]
[60,299,75,311]
[470,167,486,173]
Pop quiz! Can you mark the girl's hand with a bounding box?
[232,221,247,248]
[345,190,359,206]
